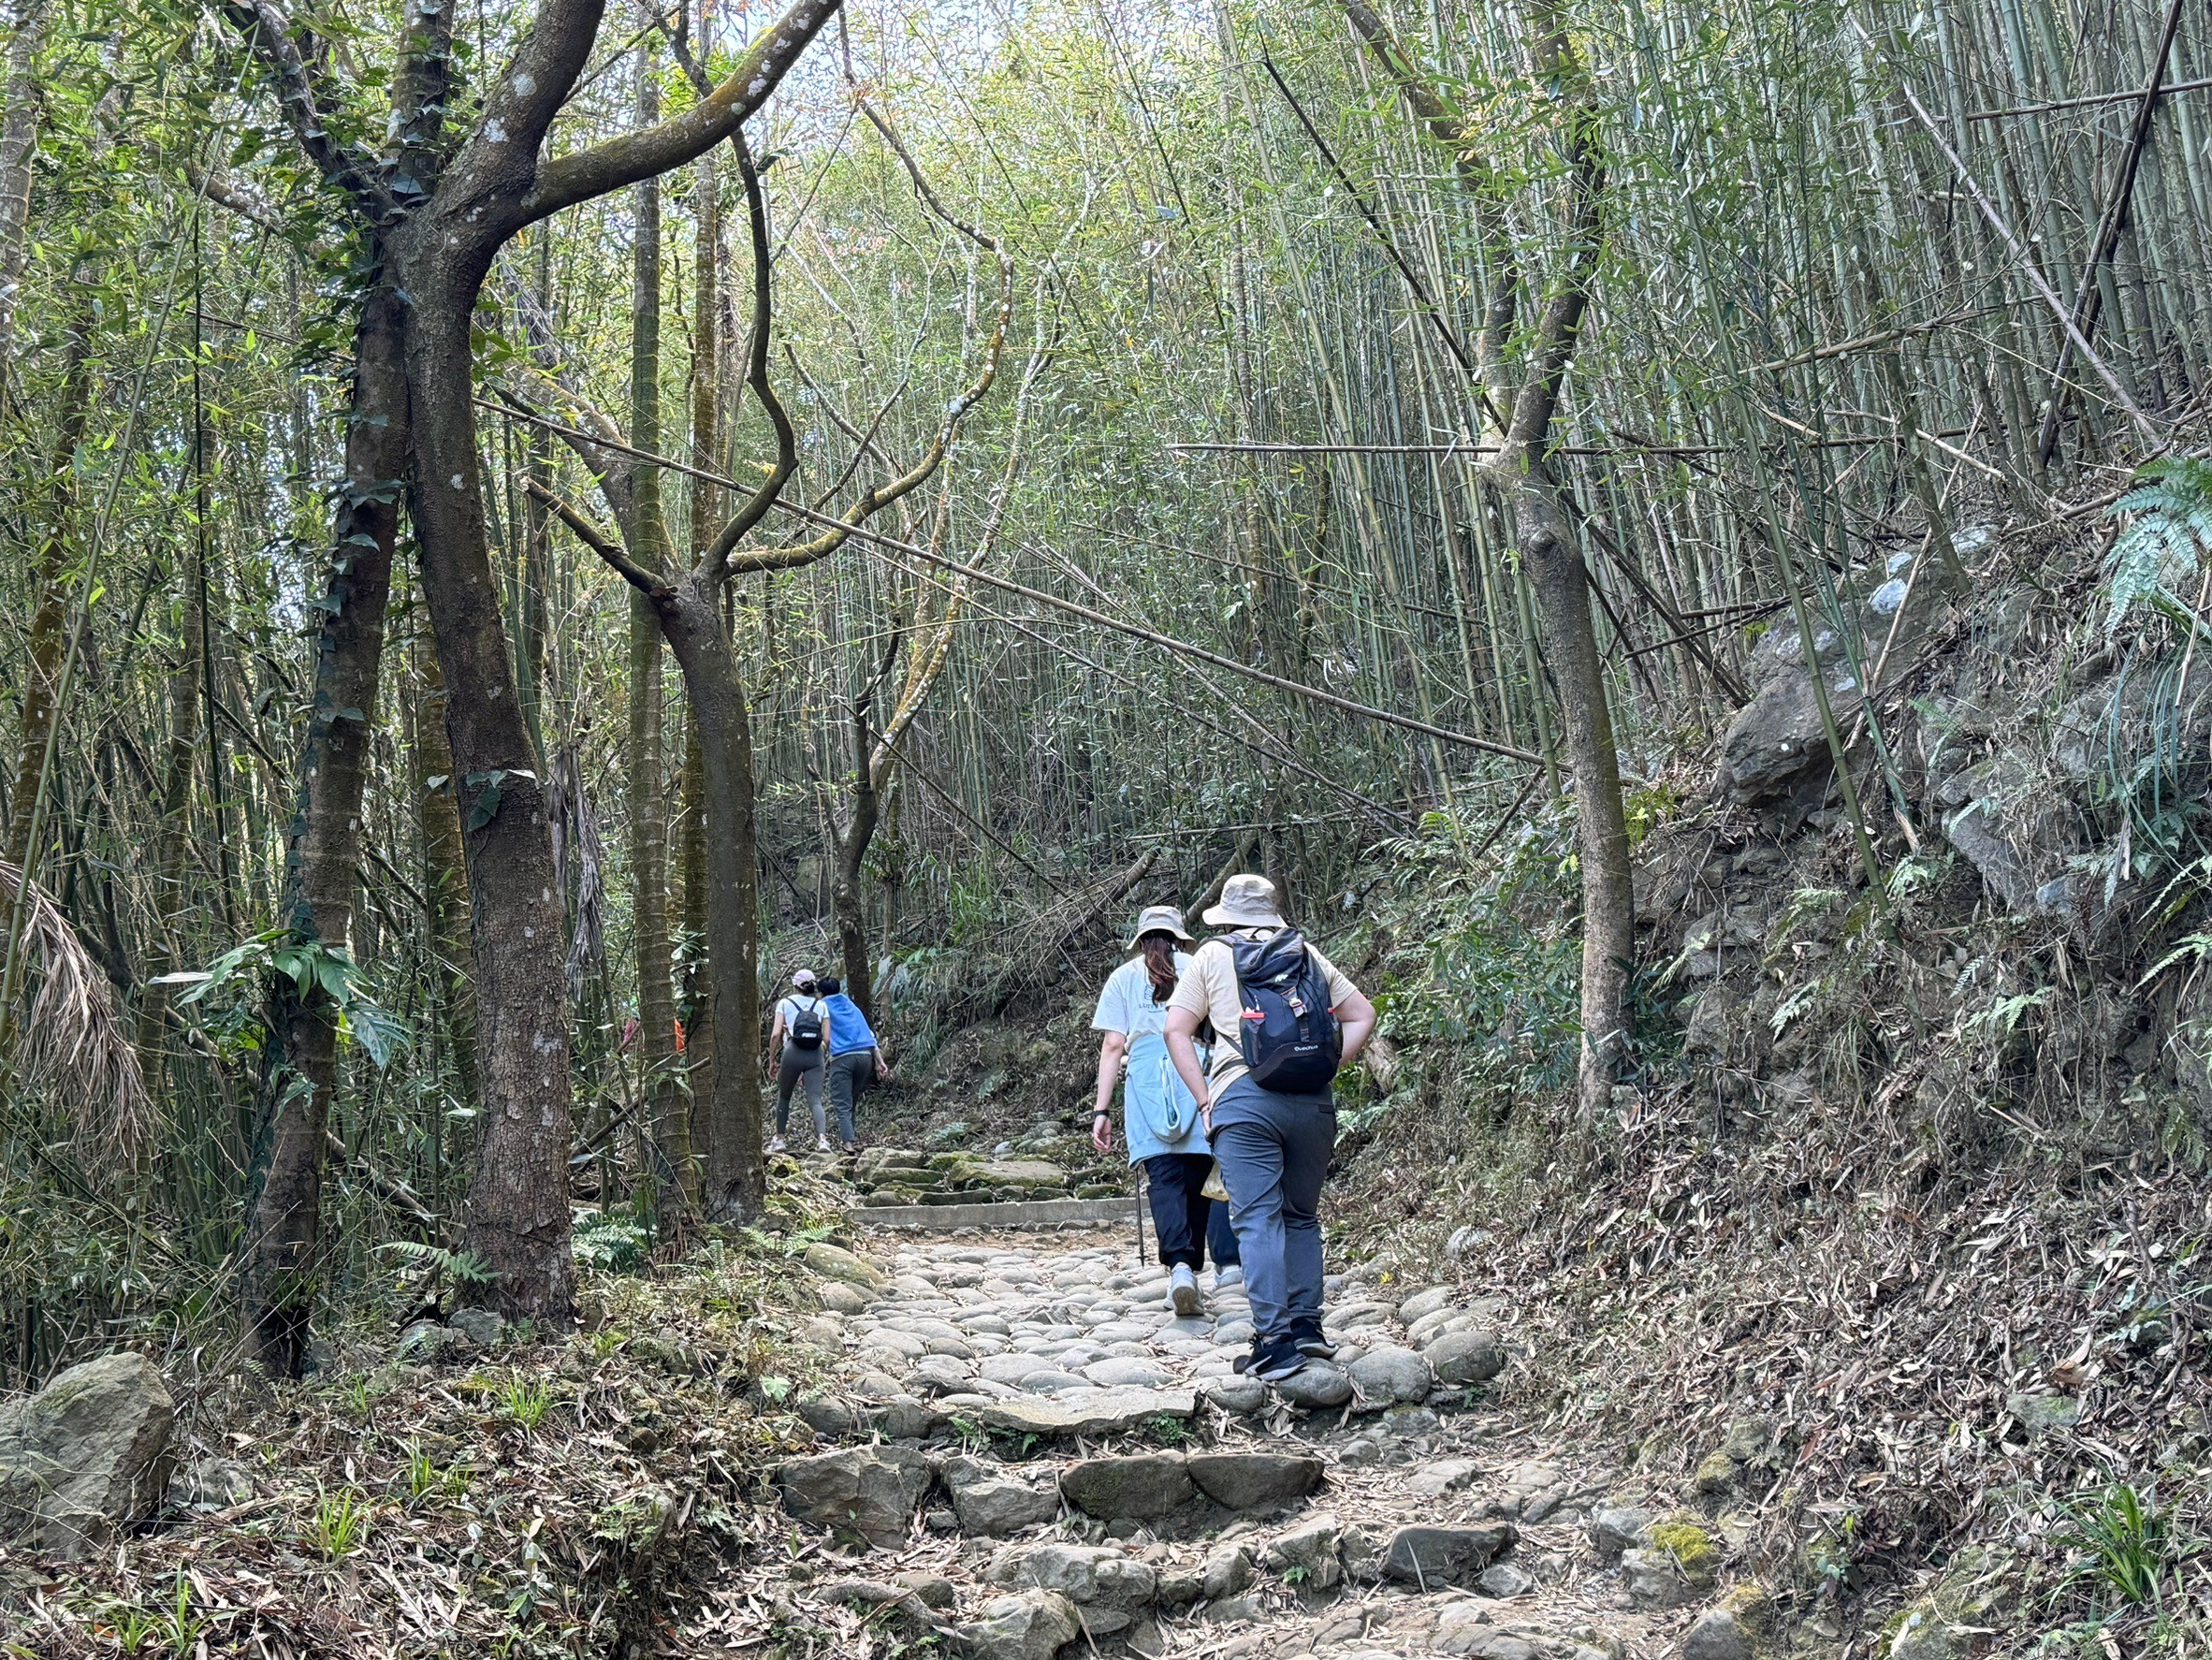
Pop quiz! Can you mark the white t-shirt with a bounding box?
[1091,952,1193,1041]
[777,994,827,1039]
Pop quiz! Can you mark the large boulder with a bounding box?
[1715,545,1958,812]
[0,1352,176,1558]
[1716,655,1861,811]
[772,1446,932,1547]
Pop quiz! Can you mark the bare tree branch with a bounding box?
[526,480,675,602]
[726,91,1014,573]
[521,0,844,224]
[705,136,800,573]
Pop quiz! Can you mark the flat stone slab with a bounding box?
[1059,1453,1194,1519]
[1187,1451,1325,1511]
[853,1198,1139,1230]
[1381,1522,1519,1587]
[973,1387,1198,1437]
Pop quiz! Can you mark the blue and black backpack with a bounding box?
[1229,928,1342,1094]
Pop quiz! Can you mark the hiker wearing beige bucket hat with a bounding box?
[1090,905,1237,1316]
[1163,875,1376,1384]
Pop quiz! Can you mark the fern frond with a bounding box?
[375,1240,497,1286]
[2104,456,2212,634]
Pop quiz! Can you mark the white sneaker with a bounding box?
[768,1136,787,1154]
[815,1137,832,1153]
[1214,1264,1244,1289]
[1169,1263,1202,1317]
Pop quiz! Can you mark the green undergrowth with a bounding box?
[6,1221,853,1659]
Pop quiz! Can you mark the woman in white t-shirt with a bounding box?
[766,968,831,1153]
[1090,905,1232,1316]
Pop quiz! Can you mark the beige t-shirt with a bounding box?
[1168,930,1360,1096]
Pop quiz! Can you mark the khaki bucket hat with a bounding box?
[1202,873,1287,929]
[1128,904,1194,947]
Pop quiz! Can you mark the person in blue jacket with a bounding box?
[818,976,889,1152]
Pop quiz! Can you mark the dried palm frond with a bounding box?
[0,857,153,1172]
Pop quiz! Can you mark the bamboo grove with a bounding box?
[0,0,2204,1380]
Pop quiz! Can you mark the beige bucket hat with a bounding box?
[1202,873,1287,929]
[1128,904,1194,947]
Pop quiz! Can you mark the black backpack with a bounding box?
[1229,928,1342,1094]
[790,997,825,1051]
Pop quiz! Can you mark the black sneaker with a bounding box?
[1291,1321,1337,1360]
[1234,1337,1307,1382]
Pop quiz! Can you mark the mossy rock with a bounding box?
[1719,1582,1774,1631]
[1695,1450,1740,1493]
[1650,1514,1720,1575]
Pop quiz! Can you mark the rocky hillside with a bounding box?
[1326,497,2212,1649]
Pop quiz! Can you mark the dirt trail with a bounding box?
[698,1224,1749,1659]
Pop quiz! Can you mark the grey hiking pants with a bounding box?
[775,1045,826,1140]
[826,1050,876,1147]
[1208,1075,1336,1346]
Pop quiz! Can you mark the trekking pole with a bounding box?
[1133,1169,1147,1267]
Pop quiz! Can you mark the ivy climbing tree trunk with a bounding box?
[242,274,408,1376]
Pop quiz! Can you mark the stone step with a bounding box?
[851,1195,1142,1230]
[1058,1450,1326,1521]
[774,1442,1335,1545]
